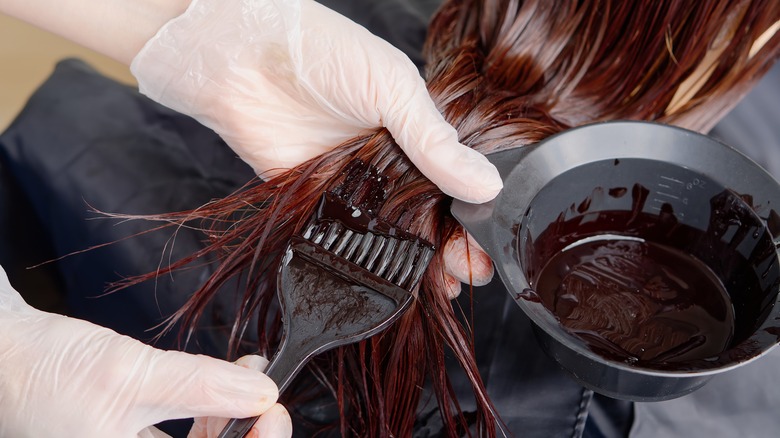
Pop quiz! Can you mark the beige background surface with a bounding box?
[0,13,136,132]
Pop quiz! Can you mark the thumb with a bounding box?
[443,229,494,288]
[137,349,279,425]
[382,81,503,204]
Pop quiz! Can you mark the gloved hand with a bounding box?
[0,265,290,438]
[130,0,499,297]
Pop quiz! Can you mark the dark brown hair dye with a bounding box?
[111,1,780,436]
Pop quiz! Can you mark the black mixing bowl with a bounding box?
[452,121,780,401]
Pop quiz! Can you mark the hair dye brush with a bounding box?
[218,162,435,438]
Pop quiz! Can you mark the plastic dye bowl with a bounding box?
[452,121,780,401]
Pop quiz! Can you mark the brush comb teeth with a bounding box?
[301,193,434,291]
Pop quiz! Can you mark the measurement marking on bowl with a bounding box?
[653,177,686,213]
[651,175,707,217]
[655,192,680,200]
[653,192,681,209]
[659,175,685,185]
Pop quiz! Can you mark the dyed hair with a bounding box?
[112,1,780,436]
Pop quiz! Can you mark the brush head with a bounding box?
[264,190,434,387]
[269,160,436,388]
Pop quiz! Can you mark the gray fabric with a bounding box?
[629,64,780,438]
[631,349,780,437]
[710,65,780,179]
[412,278,596,438]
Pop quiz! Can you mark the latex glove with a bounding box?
[442,229,495,298]
[0,265,288,438]
[188,356,291,438]
[130,0,499,296]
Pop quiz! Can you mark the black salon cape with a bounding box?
[2,1,780,437]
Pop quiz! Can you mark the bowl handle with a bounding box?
[450,146,535,256]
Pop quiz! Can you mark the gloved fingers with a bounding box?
[138,349,278,426]
[248,404,293,438]
[301,0,504,203]
[296,0,504,203]
[234,354,270,372]
[442,273,464,300]
[380,80,503,204]
[187,355,266,437]
[189,403,291,438]
[230,357,292,438]
[442,228,494,299]
[189,355,291,438]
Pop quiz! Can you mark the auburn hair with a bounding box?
[111,1,780,436]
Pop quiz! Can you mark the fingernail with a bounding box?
[236,354,270,372]
[466,234,494,286]
[454,150,503,203]
[254,405,293,438]
[444,274,463,299]
[443,233,494,287]
[466,152,503,189]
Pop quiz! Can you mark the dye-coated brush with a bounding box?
[218,191,434,438]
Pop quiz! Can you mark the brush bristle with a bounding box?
[301,220,434,291]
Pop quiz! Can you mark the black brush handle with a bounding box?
[217,416,258,438]
[217,336,311,438]
[217,233,427,438]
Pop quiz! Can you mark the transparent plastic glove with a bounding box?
[442,229,494,298]
[130,0,502,203]
[0,265,285,438]
[130,0,500,297]
[189,356,291,438]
